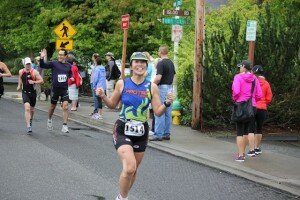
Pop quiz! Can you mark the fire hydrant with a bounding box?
[172,110,181,125]
[171,98,182,125]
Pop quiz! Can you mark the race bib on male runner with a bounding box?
[124,120,145,137]
[58,74,67,83]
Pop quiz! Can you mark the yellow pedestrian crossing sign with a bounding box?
[56,39,74,50]
[54,19,77,39]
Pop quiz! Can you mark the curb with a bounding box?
[2,95,300,197]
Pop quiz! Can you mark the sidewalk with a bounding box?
[3,91,300,197]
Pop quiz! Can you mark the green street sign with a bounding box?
[162,18,190,25]
[173,0,182,7]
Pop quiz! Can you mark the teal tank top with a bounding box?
[119,78,152,122]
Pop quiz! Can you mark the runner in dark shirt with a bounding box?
[40,48,73,133]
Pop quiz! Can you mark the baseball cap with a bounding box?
[130,52,148,62]
[24,57,32,65]
[105,52,114,57]
[237,60,252,70]
[252,65,264,74]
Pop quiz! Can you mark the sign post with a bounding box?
[246,20,257,65]
[54,19,77,51]
[121,14,130,80]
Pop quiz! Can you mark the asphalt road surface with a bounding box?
[0,99,296,200]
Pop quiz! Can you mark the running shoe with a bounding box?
[61,125,69,133]
[149,131,155,136]
[255,148,262,155]
[235,154,245,162]
[47,119,53,131]
[115,194,128,200]
[247,150,256,157]
[27,126,32,133]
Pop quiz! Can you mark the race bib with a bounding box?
[58,74,67,83]
[124,120,145,136]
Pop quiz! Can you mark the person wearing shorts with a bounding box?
[96,52,174,200]
[40,48,73,133]
[17,57,43,133]
[232,60,262,162]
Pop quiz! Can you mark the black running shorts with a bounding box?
[113,119,149,152]
[22,91,37,107]
[51,87,69,105]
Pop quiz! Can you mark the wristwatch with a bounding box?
[164,101,171,107]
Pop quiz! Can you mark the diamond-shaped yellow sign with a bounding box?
[56,39,74,51]
[54,19,77,39]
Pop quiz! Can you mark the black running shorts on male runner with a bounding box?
[113,119,149,152]
[50,87,69,105]
[22,91,37,107]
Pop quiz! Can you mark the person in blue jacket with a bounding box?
[91,57,107,119]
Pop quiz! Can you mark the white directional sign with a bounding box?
[172,25,183,42]
[246,20,257,41]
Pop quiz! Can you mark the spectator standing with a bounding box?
[91,57,107,119]
[252,65,273,155]
[105,52,120,98]
[67,54,81,111]
[232,60,262,162]
[150,46,176,141]
[90,53,99,115]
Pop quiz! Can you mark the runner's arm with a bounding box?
[0,62,12,77]
[34,70,44,84]
[16,70,23,91]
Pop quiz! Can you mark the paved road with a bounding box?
[0,99,296,200]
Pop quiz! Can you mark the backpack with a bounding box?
[21,68,36,81]
[105,61,121,80]
[110,62,121,80]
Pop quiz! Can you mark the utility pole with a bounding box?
[191,0,205,130]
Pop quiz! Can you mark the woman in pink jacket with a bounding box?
[232,60,262,162]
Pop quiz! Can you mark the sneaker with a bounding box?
[61,125,69,133]
[98,114,103,120]
[115,194,128,200]
[149,136,163,141]
[255,148,262,155]
[47,119,53,131]
[162,135,170,140]
[247,150,256,157]
[91,113,100,120]
[235,154,245,162]
[149,131,155,136]
[27,126,32,134]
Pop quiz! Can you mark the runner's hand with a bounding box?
[28,80,35,84]
[40,49,47,59]
[17,85,20,91]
